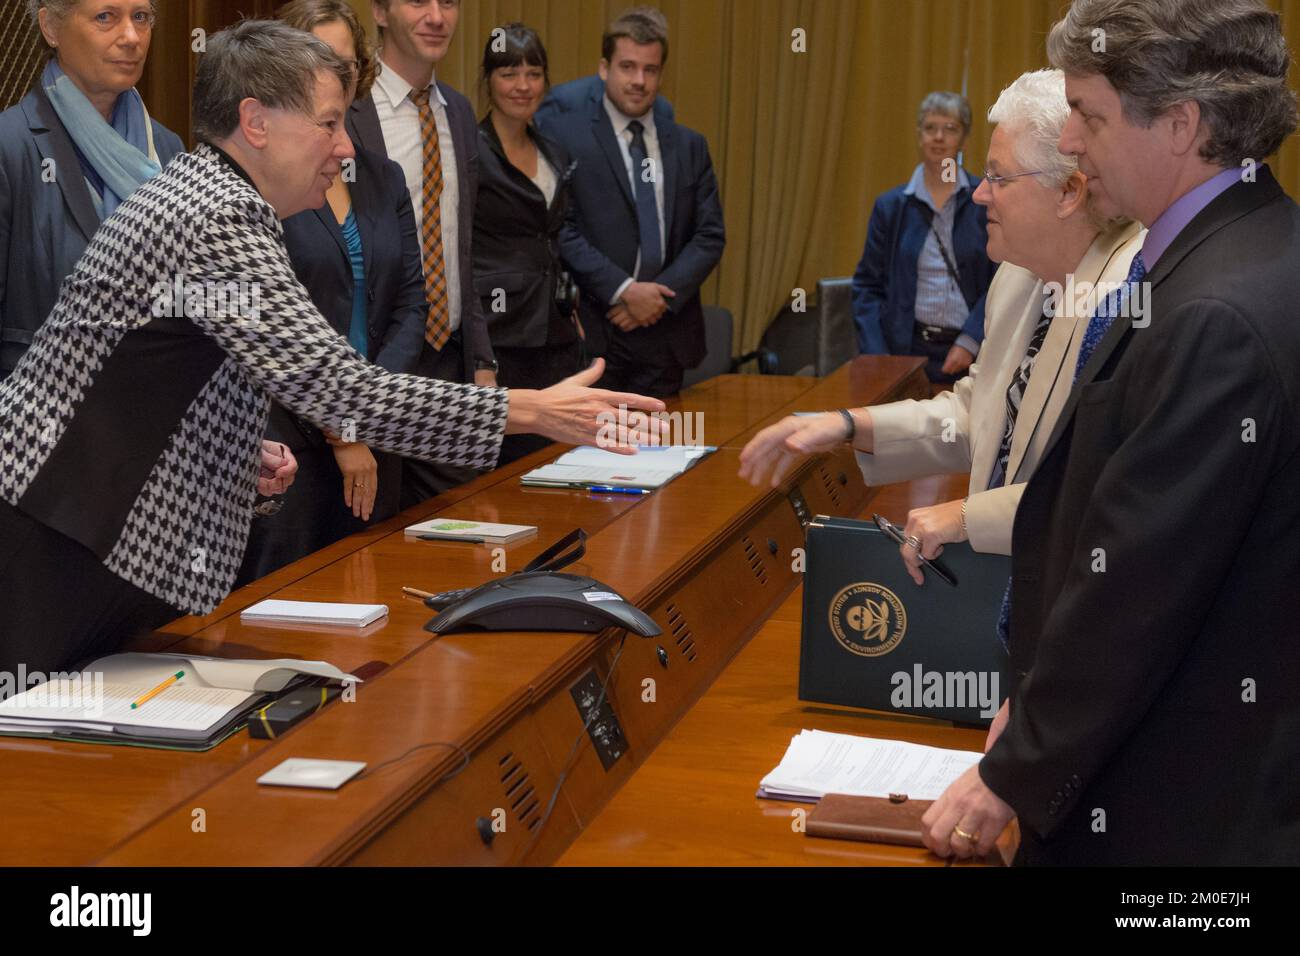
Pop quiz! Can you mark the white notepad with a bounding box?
[521,444,715,489]
[240,599,388,628]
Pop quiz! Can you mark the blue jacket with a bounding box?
[0,83,185,377]
[851,172,995,355]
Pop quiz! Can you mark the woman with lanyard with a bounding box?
[850,91,996,388]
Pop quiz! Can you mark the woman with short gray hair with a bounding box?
[851,90,996,387]
[0,0,183,381]
[0,19,665,677]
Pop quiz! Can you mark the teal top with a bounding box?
[340,208,368,356]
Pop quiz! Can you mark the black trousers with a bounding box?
[400,332,484,510]
[0,499,179,681]
[494,339,585,466]
[597,323,685,398]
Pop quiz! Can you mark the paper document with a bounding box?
[240,600,388,628]
[522,445,715,489]
[760,730,982,801]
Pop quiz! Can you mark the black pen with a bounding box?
[419,533,486,543]
[871,514,958,587]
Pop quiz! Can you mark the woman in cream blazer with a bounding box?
[740,70,1145,582]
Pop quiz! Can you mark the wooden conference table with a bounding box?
[2,356,990,867]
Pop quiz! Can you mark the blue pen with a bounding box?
[588,486,652,496]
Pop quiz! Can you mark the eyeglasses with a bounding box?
[981,169,1047,187]
[920,122,963,138]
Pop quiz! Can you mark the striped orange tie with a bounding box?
[410,88,451,350]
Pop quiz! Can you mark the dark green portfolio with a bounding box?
[799,515,1010,725]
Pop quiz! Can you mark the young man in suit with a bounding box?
[922,0,1300,866]
[538,8,726,398]
[348,0,498,507]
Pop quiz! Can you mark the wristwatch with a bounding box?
[474,358,500,374]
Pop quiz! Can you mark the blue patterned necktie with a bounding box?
[996,249,1148,649]
[987,301,1054,491]
[626,120,663,280]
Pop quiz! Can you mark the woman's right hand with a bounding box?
[334,442,378,520]
[738,411,860,488]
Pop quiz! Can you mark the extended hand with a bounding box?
[738,411,861,488]
[258,441,298,496]
[334,442,378,520]
[505,358,667,454]
[920,764,1015,860]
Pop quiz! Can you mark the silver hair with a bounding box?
[917,91,972,135]
[1047,0,1297,167]
[192,19,351,143]
[987,69,1078,188]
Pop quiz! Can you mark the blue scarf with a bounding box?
[42,59,162,220]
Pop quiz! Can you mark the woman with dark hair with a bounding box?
[474,23,584,465]
[237,0,429,583]
[0,0,184,380]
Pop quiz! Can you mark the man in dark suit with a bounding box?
[347,0,498,506]
[538,7,725,397]
[922,0,1300,866]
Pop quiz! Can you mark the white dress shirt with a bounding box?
[371,56,462,332]
[530,151,558,208]
[603,95,667,303]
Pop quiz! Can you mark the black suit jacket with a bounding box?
[472,117,576,349]
[538,86,725,369]
[267,143,426,453]
[981,166,1300,865]
[346,82,494,380]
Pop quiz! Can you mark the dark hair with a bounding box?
[1047,0,1298,166]
[276,0,376,101]
[601,6,668,65]
[193,19,350,143]
[480,22,550,105]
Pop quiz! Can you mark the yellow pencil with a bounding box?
[402,587,435,599]
[130,670,185,710]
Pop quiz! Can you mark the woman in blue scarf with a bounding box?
[0,0,184,381]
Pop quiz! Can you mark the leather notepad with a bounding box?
[806,793,1014,865]
[806,793,932,846]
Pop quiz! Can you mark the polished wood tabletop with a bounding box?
[0,357,931,866]
[556,473,1004,866]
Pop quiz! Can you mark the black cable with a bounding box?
[354,737,473,784]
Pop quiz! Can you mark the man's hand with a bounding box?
[474,369,498,387]
[258,441,297,496]
[942,344,975,377]
[504,358,667,453]
[738,410,869,488]
[921,764,1016,860]
[619,281,675,325]
[898,498,967,585]
[606,303,640,332]
[334,443,378,520]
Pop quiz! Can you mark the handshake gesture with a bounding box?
[507,358,667,452]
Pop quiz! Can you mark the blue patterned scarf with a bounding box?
[42,58,162,220]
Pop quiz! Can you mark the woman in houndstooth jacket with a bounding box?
[0,20,663,677]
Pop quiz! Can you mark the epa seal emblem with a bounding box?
[828,583,906,657]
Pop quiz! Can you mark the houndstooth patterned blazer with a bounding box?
[0,143,507,614]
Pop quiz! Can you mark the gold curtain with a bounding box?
[352,0,1300,354]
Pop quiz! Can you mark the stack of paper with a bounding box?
[0,653,358,749]
[759,730,982,801]
[521,444,716,490]
[403,518,537,542]
[240,600,388,627]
